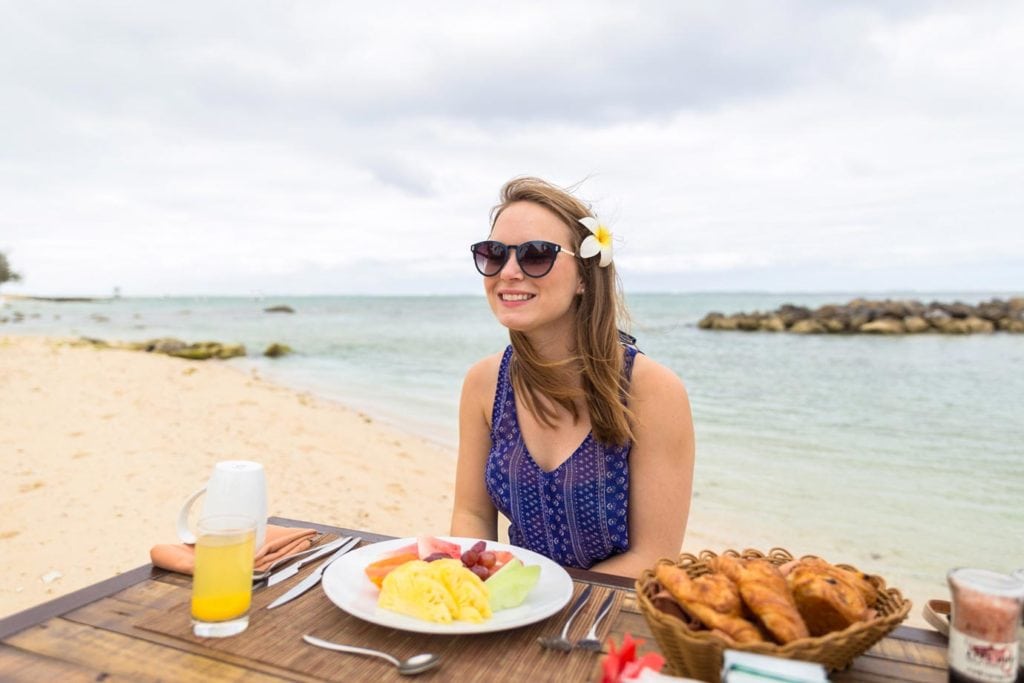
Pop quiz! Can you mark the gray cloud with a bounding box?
[1,1,1022,296]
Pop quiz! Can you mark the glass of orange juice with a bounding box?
[191,515,256,637]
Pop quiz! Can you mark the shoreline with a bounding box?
[0,334,931,628]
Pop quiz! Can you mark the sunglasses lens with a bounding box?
[518,241,559,277]
[472,241,506,276]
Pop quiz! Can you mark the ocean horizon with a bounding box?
[3,290,1022,608]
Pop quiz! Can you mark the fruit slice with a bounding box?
[378,541,419,559]
[417,535,462,560]
[486,559,541,611]
[364,552,419,588]
[491,550,515,572]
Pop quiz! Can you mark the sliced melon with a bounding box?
[486,559,541,611]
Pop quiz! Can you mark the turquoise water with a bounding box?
[4,291,1022,603]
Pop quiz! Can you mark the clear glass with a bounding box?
[191,515,256,637]
[946,568,1024,683]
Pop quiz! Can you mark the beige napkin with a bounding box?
[150,524,319,575]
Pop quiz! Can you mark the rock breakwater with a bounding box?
[698,297,1024,334]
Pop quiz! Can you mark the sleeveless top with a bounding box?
[484,344,639,569]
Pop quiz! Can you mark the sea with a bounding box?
[3,291,1022,611]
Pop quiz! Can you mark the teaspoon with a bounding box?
[303,635,441,676]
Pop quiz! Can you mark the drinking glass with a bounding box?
[191,515,256,637]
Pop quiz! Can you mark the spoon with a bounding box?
[303,635,441,676]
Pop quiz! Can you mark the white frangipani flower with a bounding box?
[577,216,613,267]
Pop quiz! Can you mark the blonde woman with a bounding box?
[450,177,695,577]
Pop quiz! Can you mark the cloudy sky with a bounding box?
[2,1,1022,296]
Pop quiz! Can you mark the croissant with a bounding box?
[655,564,765,644]
[733,559,810,644]
[786,559,872,636]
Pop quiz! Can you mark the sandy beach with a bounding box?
[0,335,461,618]
[0,334,929,628]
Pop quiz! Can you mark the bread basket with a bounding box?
[635,548,911,681]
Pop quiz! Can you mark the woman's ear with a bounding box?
[576,280,585,295]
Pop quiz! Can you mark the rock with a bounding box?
[944,302,975,319]
[735,315,761,331]
[139,338,188,354]
[976,299,1009,322]
[264,305,295,314]
[821,318,846,333]
[40,570,62,584]
[903,316,931,334]
[697,313,724,329]
[698,297,1019,335]
[777,305,812,327]
[859,319,906,334]
[933,318,971,334]
[264,343,293,358]
[168,342,246,360]
[963,316,994,333]
[790,319,827,334]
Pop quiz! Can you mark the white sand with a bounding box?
[0,335,455,618]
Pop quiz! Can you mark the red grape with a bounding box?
[478,551,496,569]
[470,540,487,554]
[423,552,448,562]
[461,550,479,567]
[470,564,490,580]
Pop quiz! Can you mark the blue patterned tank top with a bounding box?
[485,345,638,569]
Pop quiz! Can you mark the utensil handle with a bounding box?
[584,593,616,638]
[303,635,400,667]
[560,584,593,638]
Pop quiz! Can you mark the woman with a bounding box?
[450,177,695,577]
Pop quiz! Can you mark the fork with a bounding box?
[574,592,616,652]
[537,584,593,651]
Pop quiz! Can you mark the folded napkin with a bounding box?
[150,524,319,575]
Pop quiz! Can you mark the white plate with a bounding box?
[321,536,574,634]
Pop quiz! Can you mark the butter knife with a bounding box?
[266,536,354,587]
[266,537,360,610]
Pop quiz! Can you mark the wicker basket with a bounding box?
[635,548,912,682]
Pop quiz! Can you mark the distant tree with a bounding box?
[0,252,22,289]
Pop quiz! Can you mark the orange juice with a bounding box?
[191,524,255,624]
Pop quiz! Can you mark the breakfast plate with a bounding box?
[321,536,574,634]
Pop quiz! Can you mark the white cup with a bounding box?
[177,461,267,548]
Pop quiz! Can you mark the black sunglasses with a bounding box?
[470,240,576,278]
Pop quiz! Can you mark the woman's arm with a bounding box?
[589,355,695,577]
[449,354,502,541]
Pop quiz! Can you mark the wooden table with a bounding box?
[0,517,949,682]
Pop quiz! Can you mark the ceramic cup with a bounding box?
[177,461,267,548]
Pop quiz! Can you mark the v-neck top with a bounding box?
[484,344,638,569]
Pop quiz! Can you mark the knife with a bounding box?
[265,536,354,587]
[266,537,360,610]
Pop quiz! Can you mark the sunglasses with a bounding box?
[470,240,576,278]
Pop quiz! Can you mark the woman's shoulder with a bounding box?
[463,350,506,392]
[629,352,689,402]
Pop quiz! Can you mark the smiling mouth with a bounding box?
[500,293,535,302]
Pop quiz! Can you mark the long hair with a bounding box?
[490,177,634,446]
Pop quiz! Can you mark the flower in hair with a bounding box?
[578,216,613,267]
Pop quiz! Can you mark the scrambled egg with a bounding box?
[378,559,492,623]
